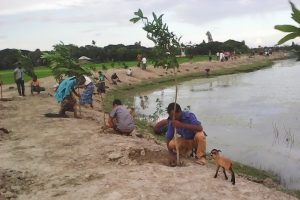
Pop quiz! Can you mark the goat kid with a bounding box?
[210,149,235,185]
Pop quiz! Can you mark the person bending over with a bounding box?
[105,99,136,136]
[153,117,171,136]
[54,76,85,119]
[80,75,95,109]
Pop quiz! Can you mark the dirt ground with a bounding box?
[0,53,297,200]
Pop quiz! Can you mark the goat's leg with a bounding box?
[222,167,228,180]
[229,166,235,185]
[214,164,220,178]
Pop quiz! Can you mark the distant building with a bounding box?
[78,56,91,64]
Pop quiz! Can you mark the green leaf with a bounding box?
[152,12,157,21]
[290,1,300,24]
[274,25,300,32]
[147,35,157,44]
[130,17,141,23]
[277,32,299,45]
[134,9,143,18]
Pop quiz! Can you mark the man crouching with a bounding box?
[105,99,136,136]
[166,103,207,166]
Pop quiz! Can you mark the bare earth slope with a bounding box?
[0,53,297,200]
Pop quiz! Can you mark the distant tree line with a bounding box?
[0,40,297,70]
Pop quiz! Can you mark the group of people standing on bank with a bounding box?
[13,59,207,167]
[136,54,147,70]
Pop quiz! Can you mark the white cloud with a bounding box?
[0,0,86,15]
[0,0,299,51]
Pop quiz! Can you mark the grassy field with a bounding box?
[0,67,52,85]
[0,55,217,85]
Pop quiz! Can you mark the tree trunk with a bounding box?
[173,68,180,166]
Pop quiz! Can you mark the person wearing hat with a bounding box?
[14,62,26,96]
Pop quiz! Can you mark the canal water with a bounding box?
[134,59,300,190]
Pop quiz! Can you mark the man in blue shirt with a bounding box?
[166,103,207,165]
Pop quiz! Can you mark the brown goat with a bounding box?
[210,149,235,185]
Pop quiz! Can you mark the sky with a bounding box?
[1,0,300,51]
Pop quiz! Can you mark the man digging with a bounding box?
[166,103,207,166]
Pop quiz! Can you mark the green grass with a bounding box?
[0,55,216,85]
[0,67,52,85]
[88,55,217,70]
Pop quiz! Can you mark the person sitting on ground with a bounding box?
[97,71,109,95]
[54,76,85,119]
[80,75,95,109]
[104,99,136,136]
[126,68,132,76]
[166,102,207,166]
[111,73,121,85]
[154,117,171,136]
[30,75,46,95]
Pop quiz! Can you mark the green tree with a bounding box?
[130,9,182,165]
[275,1,300,45]
[275,1,300,60]
[17,50,35,78]
[41,41,95,81]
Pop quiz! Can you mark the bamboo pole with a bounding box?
[173,68,180,166]
[100,92,106,123]
[78,88,81,116]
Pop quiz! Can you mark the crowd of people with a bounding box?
[12,53,208,166]
[216,51,238,61]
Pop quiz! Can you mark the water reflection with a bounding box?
[133,59,300,190]
[139,96,149,109]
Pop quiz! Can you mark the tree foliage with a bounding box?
[275,1,300,45]
[17,50,35,78]
[41,41,95,81]
[131,9,182,166]
[275,1,300,60]
[0,40,253,70]
[130,9,182,70]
